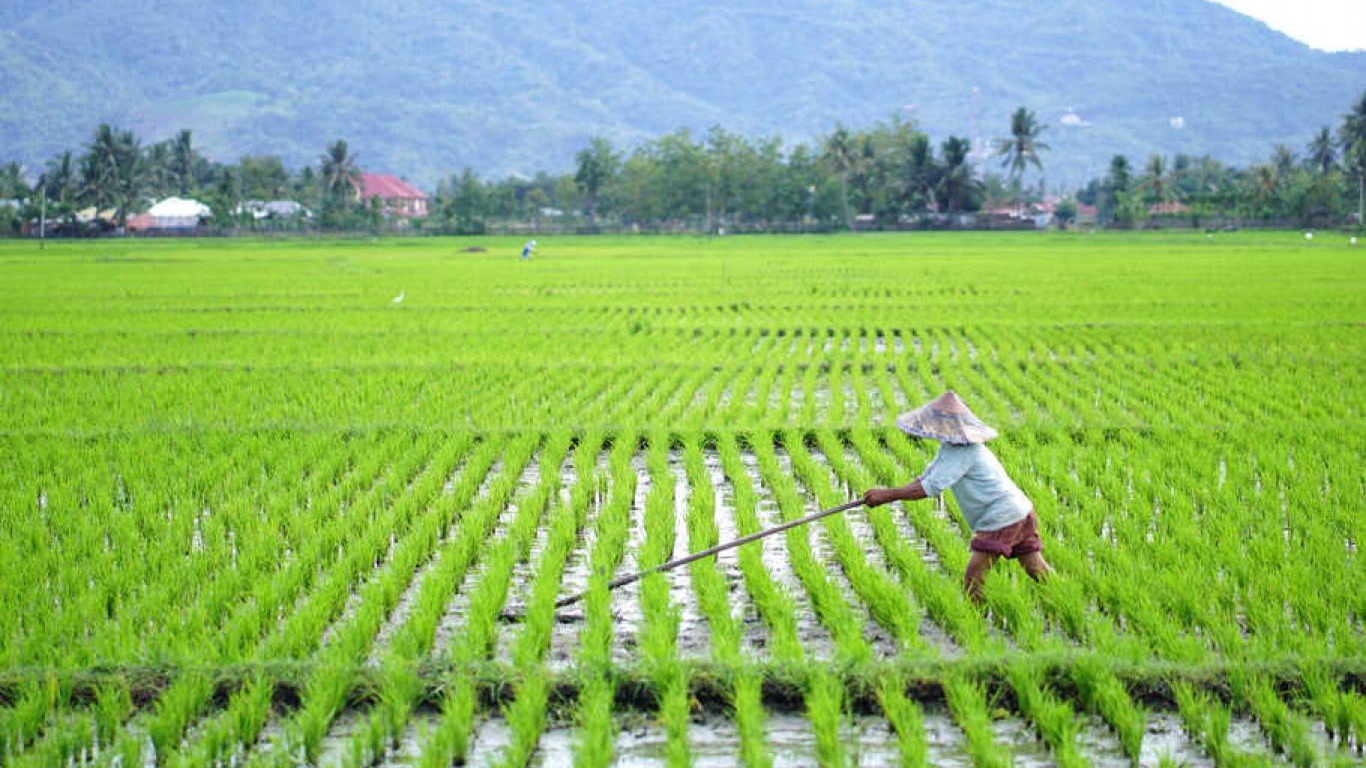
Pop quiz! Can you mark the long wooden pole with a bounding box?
[552,498,863,610]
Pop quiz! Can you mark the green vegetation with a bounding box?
[4,89,1365,237]
[0,231,1362,766]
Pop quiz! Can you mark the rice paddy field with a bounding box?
[0,231,1362,767]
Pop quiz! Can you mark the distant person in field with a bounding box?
[862,390,1052,603]
[520,239,537,259]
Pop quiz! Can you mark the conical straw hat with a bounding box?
[894,390,998,444]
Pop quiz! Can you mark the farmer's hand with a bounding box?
[862,488,896,507]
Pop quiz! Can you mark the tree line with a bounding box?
[1,92,1363,236]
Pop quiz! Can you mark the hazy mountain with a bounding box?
[2,0,1362,188]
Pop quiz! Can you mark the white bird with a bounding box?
[1304,232,1313,240]
[1352,236,1358,246]
[392,290,405,304]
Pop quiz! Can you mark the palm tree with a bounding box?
[823,125,856,230]
[320,140,361,210]
[937,136,979,214]
[172,129,197,196]
[1142,154,1174,207]
[996,107,1049,178]
[81,124,142,227]
[1108,155,1131,193]
[1271,144,1297,181]
[44,151,78,225]
[1339,91,1366,223]
[902,133,936,214]
[995,107,1049,215]
[1306,127,1337,176]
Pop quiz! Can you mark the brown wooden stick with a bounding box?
[553,498,864,609]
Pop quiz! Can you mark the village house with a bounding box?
[354,173,428,219]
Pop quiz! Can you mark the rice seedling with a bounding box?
[0,233,1360,766]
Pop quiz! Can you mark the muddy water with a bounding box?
[990,713,1058,765]
[609,453,650,667]
[431,455,542,655]
[544,448,613,671]
[738,451,835,660]
[460,712,906,767]
[773,446,900,658]
[495,453,578,664]
[368,452,492,664]
[702,450,770,656]
[922,706,973,767]
[668,449,711,661]
[1139,712,1214,767]
[1074,713,1138,767]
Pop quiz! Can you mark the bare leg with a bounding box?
[1018,551,1053,582]
[964,551,999,604]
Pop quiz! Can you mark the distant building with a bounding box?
[237,200,312,220]
[1148,201,1190,216]
[354,173,428,218]
[147,197,212,229]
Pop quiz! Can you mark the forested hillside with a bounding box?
[1,0,1362,185]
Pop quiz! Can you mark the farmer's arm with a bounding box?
[863,480,927,506]
[863,444,966,507]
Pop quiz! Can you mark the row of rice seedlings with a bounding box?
[874,669,931,768]
[494,433,605,768]
[782,430,924,650]
[942,674,1012,768]
[1003,662,1087,768]
[0,677,62,762]
[256,432,478,764]
[1229,672,1323,768]
[2,430,307,668]
[572,433,640,768]
[1302,664,1366,752]
[1068,654,1147,761]
[266,434,516,768]
[713,433,805,663]
[417,433,569,767]
[1171,682,1267,768]
[638,433,690,768]
[679,436,770,767]
[161,434,465,766]
[749,432,874,664]
[103,432,419,765]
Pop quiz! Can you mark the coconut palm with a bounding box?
[49,152,80,228]
[171,129,197,196]
[995,107,1049,179]
[1142,154,1174,206]
[1306,127,1337,175]
[937,136,980,214]
[1271,144,1297,181]
[320,139,361,209]
[81,124,143,227]
[1340,91,1366,222]
[995,107,1048,216]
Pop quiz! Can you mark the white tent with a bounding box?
[148,197,211,228]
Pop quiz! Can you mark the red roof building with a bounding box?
[354,173,429,218]
[1148,201,1189,216]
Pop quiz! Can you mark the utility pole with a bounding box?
[38,175,46,251]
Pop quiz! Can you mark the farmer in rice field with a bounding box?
[861,390,1052,603]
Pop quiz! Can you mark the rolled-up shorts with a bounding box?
[970,510,1042,558]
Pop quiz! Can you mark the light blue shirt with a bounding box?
[918,442,1031,532]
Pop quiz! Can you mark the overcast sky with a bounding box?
[1213,0,1365,51]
